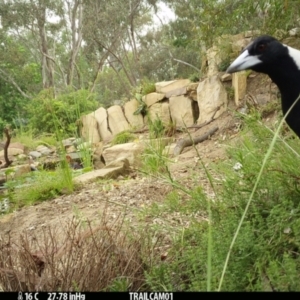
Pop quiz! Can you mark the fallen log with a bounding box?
[173,126,219,156]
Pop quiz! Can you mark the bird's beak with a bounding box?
[226,50,262,73]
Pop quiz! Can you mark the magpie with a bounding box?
[227,35,300,138]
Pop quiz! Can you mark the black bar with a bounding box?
[2,291,300,300]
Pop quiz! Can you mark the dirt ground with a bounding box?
[0,73,279,243]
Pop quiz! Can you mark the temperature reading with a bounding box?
[23,293,39,300]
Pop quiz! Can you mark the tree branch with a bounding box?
[0,68,31,99]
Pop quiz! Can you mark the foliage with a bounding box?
[27,89,98,136]
[111,131,136,145]
[189,73,200,83]
[148,117,165,138]
[144,112,300,291]
[133,93,147,116]
[9,169,73,209]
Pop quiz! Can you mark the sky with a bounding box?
[153,2,176,26]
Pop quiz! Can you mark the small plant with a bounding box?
[133,93,148,116]
[148,117,165,138]
[140,78,156,95]
[111,130,136,145]
[189,73,200,82]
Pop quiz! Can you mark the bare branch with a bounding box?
[0,68,31,99]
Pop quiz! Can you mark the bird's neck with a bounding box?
[271,74,300,135]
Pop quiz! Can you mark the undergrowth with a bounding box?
[143,111,300,291]
[2,101,300,291]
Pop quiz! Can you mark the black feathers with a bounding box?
[227,35,300,138]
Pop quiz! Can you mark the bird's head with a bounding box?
[226,35,288,74]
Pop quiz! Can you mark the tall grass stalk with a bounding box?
[183,122,216,291]
[218,95,300,291]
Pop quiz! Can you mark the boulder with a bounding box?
[0,148,23,157]
[123,99,144,128]
[107,105,130,136]
[169,95,194,127]
[197,75,228,124]
[155,79,191,94]
[93,107,113,141]
[36,145,53,156]
[105,157,130,170]
[147,102,171,126]
[187,83,199,101]
[28,151,42,159]
[143,92,165,107]
[73,166,128,185]
[102,142,144,167]
[206,46,222,77]
[9,142,25,152]
[81,113,101,143]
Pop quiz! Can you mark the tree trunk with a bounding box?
[67,0,83,86]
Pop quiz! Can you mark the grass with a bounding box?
[141,103,300,291]
[2,96,300,291]
[111,130,136,145]
[9,169,74,208]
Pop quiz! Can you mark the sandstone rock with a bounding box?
[124,99,144,128]
[102,142,144,167]
[107,105,130,136]
[0,148,23,157]
[14,164,31,177]
[143,92,165,107]
[187,83,199,92]
[165,86,187,98]
[187,84,198,101]
[232,71,247,106]
[94,107,113,141]
[66,145,76,153]
[163,143,177,156]
[36,145,53,156]
[289,27,300,37]
[67,152,83,160]
[62,138,74,147]
[9,142,25,152]
[169,95,194,127]
[197,75,228,124]
[148,102,171,126]
[28,151,42,158]
[155,79,191,94]
[105,157,130,170]
[93,141,104,158]
[93,159,105,170]
[73,166,128,184]
[0,164,31,181]
[81,113,101,143]
[206,46,222,77]
[221,73,232,82]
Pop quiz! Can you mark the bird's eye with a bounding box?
[257,43,266,52]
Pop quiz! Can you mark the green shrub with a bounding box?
[27,88,98,136]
